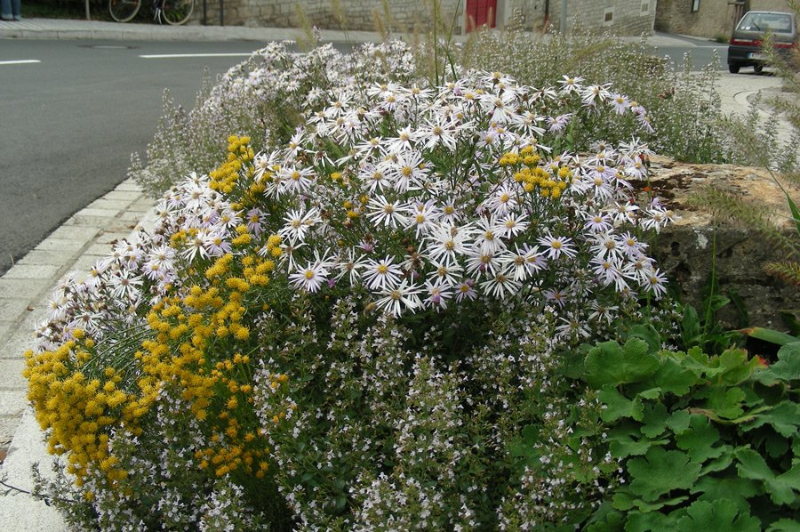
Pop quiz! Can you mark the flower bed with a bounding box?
[23,41,800,530]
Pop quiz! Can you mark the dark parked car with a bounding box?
[728,10,797,74]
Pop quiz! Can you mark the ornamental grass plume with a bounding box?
[25,42,682,529]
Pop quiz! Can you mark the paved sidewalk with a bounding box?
[0,17,793,530]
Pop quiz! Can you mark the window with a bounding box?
[603,8,614,24]
[691,0,700,12]
[737,12,793,33]
[641,1,650,15]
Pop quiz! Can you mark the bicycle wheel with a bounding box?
[160,0,194,25]
[109,0,141,22]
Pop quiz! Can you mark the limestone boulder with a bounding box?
[641,155,800,330]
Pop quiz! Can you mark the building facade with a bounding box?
[197,0,656,36]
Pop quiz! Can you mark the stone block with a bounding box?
[646,155,800,328]
[0,358,27,391]
[1,265,62,281]
[0,391,27,417]
[46,225,100,243]
[0,299,31,322]
[16,249,77,267]
[0,279,49,300]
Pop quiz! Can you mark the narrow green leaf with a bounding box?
[785,193,800,236]
[739,327,799,346]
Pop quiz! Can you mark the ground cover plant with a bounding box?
[20,33,800,530]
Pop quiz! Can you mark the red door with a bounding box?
[466,0,497,31]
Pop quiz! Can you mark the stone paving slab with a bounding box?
[0,299,32,322]
[100,190,143,202]
[0,411,67,531]
[16,249,78,267]
[1,264,62,281]
[95,231,134,245]
[45,225,102,242]
[0,278,47,299]
[85,198,136,212]
[0,358,27,391]
[0,391,28,417]
[0,415,22,445]
[33,238,85,252]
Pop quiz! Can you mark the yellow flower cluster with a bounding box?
[25,139,284,492]
[501,148,571,200]
[209,135,254,195]
[137,247,280,478]
[24,331,146,486]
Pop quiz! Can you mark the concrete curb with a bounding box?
[0,179,154,530]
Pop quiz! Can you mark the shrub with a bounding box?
[25,65,677,528]
[129,40,418,198]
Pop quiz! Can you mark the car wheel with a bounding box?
[754,64,764,74]
[729,64,740,74]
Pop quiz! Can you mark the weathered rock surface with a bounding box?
[644,155,800,329]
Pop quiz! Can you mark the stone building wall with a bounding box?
[495,0,656,34]
[195,0,654,36]
[197,0,463,32]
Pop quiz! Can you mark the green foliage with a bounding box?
[578,338,800,529]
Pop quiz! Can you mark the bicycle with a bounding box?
[109,0,194,25]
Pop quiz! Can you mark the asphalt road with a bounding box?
[0,39,268,276]
[0,37,724,278]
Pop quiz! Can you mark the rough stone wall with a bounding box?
[195,0,654,35]
[548,0,656,35]
[197,0,463,32]
[497,0,655,34]
[751,0,795,13]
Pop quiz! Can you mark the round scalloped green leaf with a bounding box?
[736,448,800,506]
[583,339,659,388]
[675,499,760,532]
[742,401,800,438]
[675,415,724,463]
[692,475,760,508]
[598,387,644,423]
[625,510,679,532]
[627,448,702,501]
[767,518,800,531]
[647,358,699,396]
[768,342,800,381]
